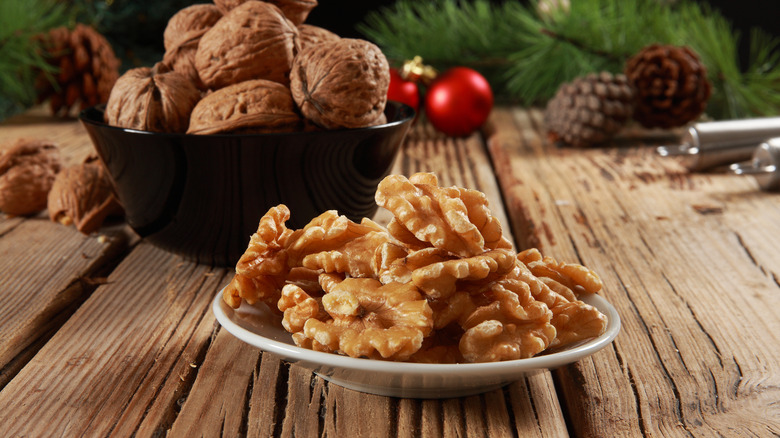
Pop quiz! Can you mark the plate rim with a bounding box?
[212,287,621,375]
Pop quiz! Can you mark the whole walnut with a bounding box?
[0,139,61,216]
[163,4,223,51]
[104,63,201,133]
[48,156,123,234]
[187,79,301,135]
[162,4,222,89]
[291,38,390,129]
[298,24,339,50]
[214,0,317,26]
[195,1,299,89]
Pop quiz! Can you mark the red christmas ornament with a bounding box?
[424,67,493,137]
[388,68,420,113]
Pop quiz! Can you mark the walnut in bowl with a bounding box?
[79,101,414,266]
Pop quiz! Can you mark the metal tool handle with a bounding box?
[657,117,780,171]
[729,137,780,191]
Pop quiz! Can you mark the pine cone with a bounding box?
[36,24,121,117]
[625,44,711,129]
[544,72,635,148]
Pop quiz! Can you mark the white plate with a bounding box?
[212,288,621,398]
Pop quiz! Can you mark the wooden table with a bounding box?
[1,106,779,437]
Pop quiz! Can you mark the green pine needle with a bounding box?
[359,0,780,120]
[0,0,68,120]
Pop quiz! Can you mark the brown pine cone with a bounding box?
[625,44,711,129]
[36,24,121,117]
[544,72,635,148]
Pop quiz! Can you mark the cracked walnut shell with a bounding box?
[291,38,390,129]
[187,79,301,134]
[195,1,299,89]
[104,64,201,133]
[47,156,123,234]
[0,138,62,216]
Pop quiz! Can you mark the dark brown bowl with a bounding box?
[79,102,414,266]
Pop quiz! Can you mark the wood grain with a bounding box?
[0,220,133,386]
[485,106,780,437]
[0,242,230,436]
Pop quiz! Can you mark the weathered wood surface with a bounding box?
[1,106,779,437]
[486,108,780,437]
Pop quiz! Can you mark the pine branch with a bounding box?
[0,0,68,120]
[359,0,780,120]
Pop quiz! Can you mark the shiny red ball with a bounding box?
[387,68,420,113]
[424,67,493,137]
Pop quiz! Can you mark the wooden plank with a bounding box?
[0,242,230,436]
[168,327,261,437]
[485,106,780,436]
[0,220,133,386]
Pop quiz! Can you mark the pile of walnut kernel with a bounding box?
[223,173,609,363]
[104,0,390,134]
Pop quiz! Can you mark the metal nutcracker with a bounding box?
[656,117,780,171]
[729,137,780,191]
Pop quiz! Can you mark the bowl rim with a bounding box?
[79,101,416,139]
[212,287,622,374]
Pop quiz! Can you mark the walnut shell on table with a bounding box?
[47,156,123,234]
[0,138,62,216]
[195,1,299,89]
[297,24,339,50]
[214,0,317,26]
[187,79,301,135]
[290,38,390,129]
[104,63,202,133]
[162,4,223,89]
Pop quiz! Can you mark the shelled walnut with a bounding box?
[195,1,299,89]
[104,63,201,133]
[291,38,390,129]
[0,139,62,216]
[48,156,123,234]
[223,173,609,363]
